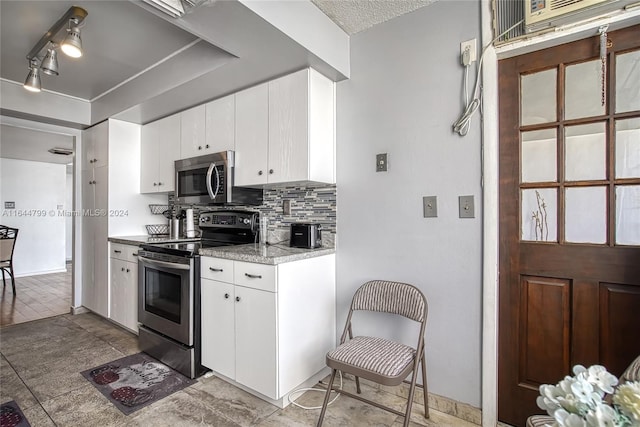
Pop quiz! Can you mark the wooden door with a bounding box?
[498,25,640,426]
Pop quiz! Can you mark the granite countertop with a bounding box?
[108,235,200,246]
[199,243,335,265]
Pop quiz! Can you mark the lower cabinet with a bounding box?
[200,254,335,403]
[109,243,139,333]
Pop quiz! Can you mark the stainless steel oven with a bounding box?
[138,249,201,378]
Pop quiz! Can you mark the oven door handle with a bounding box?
[139,256,191,271]
[206,162,220,200]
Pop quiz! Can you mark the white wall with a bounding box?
[66,169,73,261]
[336,1,482,407]
[0,158,67,276]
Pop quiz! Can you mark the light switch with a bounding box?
[376,153,388,172]
[459,195,475,218]
[423,196,437,218]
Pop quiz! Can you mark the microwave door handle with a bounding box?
[206,163,217,200]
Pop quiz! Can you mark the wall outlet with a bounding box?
[283,199,291,215]
[460,39,477,65]
[459,195,475,218]
[423,196,437,218]
[376,153,388,172]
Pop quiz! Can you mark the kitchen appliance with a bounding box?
[138,210,259,378]
[175,151,263,205]
[290,223,322,249]
[184,208,195,238]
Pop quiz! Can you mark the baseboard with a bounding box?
[352,375,482,425]
[14,268,67,278]
[71,306,90,315]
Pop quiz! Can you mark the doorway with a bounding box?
[497,24,640,426]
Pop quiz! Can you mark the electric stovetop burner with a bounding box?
[140,210,259,257]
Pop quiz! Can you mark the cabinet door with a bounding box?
[180,105,206,159]
[235,286,277,399]
[205,94,235,153]
[201,279,236,378]
[93,166,109,318]
[82,126,95,172]
[156,114,181,193]
[110,258,126,326]
[269,69,309,184]
[140,121,161,193]
[235,83,269,186]
[92,121,109,169]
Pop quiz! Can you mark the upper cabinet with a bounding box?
[140,114,181,194]
[82,123,108,171]
[181,94,235,160]
[236,68,335,187]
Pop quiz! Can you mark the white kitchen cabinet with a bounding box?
[83,123,108,171]
[200,254,335,406]
[205,94,235,153]
[140,113,181,193]
[83,119,152,320]
[235,68,335,187]
[109,243,139,333]
[180,104,206,159]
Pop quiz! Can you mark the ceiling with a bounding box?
[0,124,74,165]
[0,0,435,165]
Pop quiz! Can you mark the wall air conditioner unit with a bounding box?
[525,0,636,33]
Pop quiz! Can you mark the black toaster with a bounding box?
[290,223,322,249]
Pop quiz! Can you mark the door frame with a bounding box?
[480,5,640,426]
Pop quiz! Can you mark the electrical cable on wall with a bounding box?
[452,20,525,137]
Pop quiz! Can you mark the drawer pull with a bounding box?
[244,273,262,279]
[114,250,122,254]
[235,296,241,302]
[209,267,224,272]
[224,293,230,299]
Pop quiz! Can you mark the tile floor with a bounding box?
[0,265,72,327]
[1,313,479,426]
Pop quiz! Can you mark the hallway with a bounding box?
[0,264,71,326]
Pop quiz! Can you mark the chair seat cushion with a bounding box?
[327,336,416,384]
[527,415,554,427]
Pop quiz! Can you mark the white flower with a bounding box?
[554,409,587,427]
[613,381,640,422]
[584,402,619,427]
[584,365,619,395]
[571,377,597,405]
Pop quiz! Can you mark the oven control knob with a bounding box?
[200,216,210,223]
[242,218,250,225]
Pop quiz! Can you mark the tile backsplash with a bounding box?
[165,185,336,247]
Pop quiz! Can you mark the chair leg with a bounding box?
[355,375,361,394]
[421,352,429,418]
[403,363,421,427]
[1,268,6,288]
[317,369,338,427]
[10,266,16,294]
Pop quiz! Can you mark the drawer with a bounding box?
[111,243,139,262]
[201,257,234,283]
[234,261,276,292]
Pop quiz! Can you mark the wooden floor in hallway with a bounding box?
[0,264,71,326]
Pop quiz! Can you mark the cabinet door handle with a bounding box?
[258,170,263,176]
[198,146,202,150]
[89,159,94,164]
[114,250,122,254]
[153,182,158,186]
[126,269,130,273]
[269,169,274,174]
[244,273,262,279]
[121,267,125,271]
[205,144,210,149]
[209,267,223,272]
[235,296,241,302]
[224,293,230,299]
[93,158,98,163]
[158,182,163,186]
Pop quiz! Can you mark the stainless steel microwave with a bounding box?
[175,151,262,205]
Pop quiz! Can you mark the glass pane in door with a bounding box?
[521,188,557,242]
[565,123,606,181]
[521,129,557,183]
[565,186,607,244]
[565,60,605,120]
[616,50,640,113]
[615,185,640,245]
[521,69,557,125]
[616,118,640,179]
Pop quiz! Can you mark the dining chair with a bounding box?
[316,280,429,427]
[0,225,19,294]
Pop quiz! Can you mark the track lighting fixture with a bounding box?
[23,59,42,92]
[41,43,59,76]
[61,19,83,58]
[23,6,87,93]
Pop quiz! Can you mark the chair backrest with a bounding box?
[351,280,427,323]
[622,355,640,383]
[0,226,18,262]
